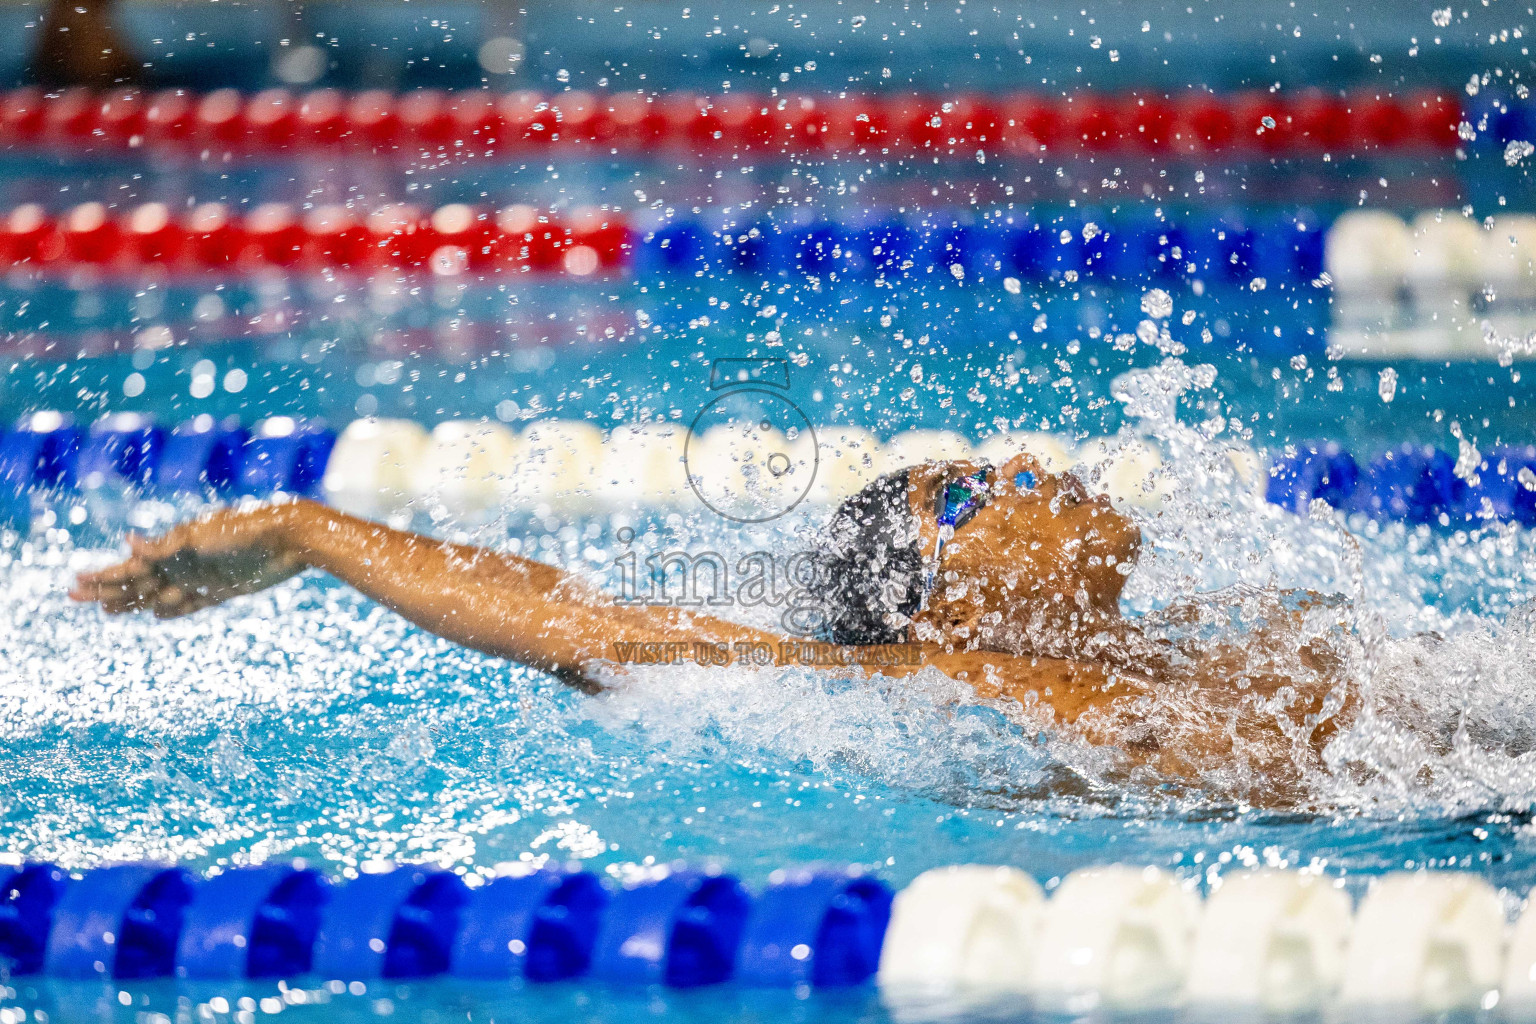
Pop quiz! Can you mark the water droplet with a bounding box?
[1378,366,1398,403]
[1140,289,1174,319]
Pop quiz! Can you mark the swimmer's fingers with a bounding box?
[73,550,151,586]
[100,569,169,615]
[70,556,159,611]
[70,555,149,604]
[69,559,130,597]
[75,565,207,617]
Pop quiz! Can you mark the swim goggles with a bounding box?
[917,465,1038,613]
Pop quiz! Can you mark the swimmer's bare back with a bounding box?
[70,500,1341,800]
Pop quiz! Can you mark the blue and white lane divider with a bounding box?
[6,860,1536,1015]
[1,410,1532,527]
[0,863,889,990]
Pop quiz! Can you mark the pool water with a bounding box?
[5,338,1536,1019]
[3,283,1533,451]
[0,13,1531,1005]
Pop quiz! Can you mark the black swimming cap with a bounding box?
[814,469,925,645]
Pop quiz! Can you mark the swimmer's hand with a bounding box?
[69,503,308,618]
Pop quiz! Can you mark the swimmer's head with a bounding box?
[816,453,1141,646]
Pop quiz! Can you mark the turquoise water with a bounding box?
[2,282,1533,451]
[8,387,1536,1020]
[9,488,1536,886]
[3,268,1536,1024]
[0,2,1530,1016]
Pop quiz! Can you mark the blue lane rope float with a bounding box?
[0,411,1531,527]
[590,868,752,987]
[0,863,890,989]
[11,858,1536,1014]
[43,864,195,980]
[451,864,607,981]
[1266,443,1536,526]
[0,864,67,975]
[0,414,336,501]
[176,864,328,980]
[310,868,470,981]
[735,867,892,987]
[235,425,337,498]
[151,420,251,497]
[635,209,1327,285]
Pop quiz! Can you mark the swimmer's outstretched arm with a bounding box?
[70,499,783,688]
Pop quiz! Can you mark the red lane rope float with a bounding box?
[0,87,1461,159]
[0,201,633,277]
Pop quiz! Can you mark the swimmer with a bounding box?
[69,452,1353,803]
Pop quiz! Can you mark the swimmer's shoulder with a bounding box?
[888,645,1136,724]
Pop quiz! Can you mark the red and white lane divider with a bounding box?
[0,86,1461,160]
[0,201,630,276]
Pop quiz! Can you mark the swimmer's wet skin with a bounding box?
[71,452,1353,806]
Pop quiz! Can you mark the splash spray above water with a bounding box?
[4,316,1536,880]
[554,334,1536,821]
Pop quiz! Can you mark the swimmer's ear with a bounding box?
[997,452,1047,492]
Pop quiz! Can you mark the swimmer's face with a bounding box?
[907,454,1141,645]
